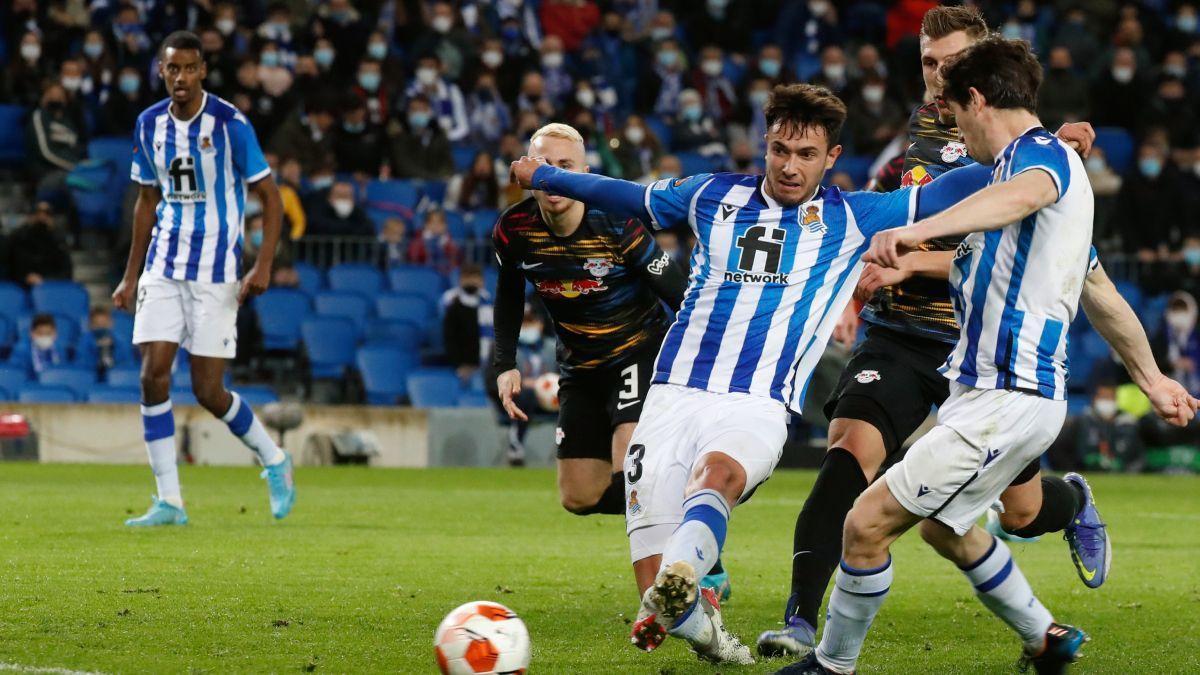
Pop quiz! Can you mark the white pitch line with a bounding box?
[0,663,104,675]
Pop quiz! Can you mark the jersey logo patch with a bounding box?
[627,489,642,515]
[854,369,881,384]
[535,279,606,298]
[940,141,968,164]
[953,240,975,260]
[555,427,565,445]
[200,135,213,151]
[801,205,826,234]
[647,251,670,276]
[717,203,740,223]
[583,258,613,278]
[901,165,934,187]
[729,225,788,284]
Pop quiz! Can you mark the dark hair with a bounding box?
[458,151,498,210]
[89,305,111,318]
[763,83,847,145]
[31,313,56,330]
[159,30,203,57]
[460,263,483,278]
[920,5,987,41]
[940,36,1042,113]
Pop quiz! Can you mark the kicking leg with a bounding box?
[126,341,188,526]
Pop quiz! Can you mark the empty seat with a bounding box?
[467,209,500,239]
[87,385,142,404]
[235,385,280,406]
[293,261,325,296]
[255,288,311,351]
[31,281,90,321]
[364,319,423,350]
[18,383,78,403]
[314,291,371,335]
[388,265,446,304]
[0,365,28,394]
[365,179,420,212]
[106,366,141,388]
[302,316,358,379]
[0,282,29,319]
[1094,127,1134,174]
[87,136,131,164]
[407,368,461,408]
[357,344,419,404]
[328,263,385,296]
[0,105,29,166]
[38,366,97,397]
[457,390,491,408]
[111,309,135,344]
[376,292,434,324]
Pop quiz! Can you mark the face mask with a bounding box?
[598,88,617,108]
[481,50,503,68]
[575,88,595,108]
[358,71,381,91]
[216,18,236,35]
[759,57,781,78]
[682,104,702,122]
[368,42,387,60]
[245,198,263,218]
[1167,310,1193,332]
[518,326,540,345]
[657,50,678,69]
[84,42,103,60]
[119,74,140,95]
[1179,14,1198,32]
[46,101,66,114]
[250,229,264,247]
[1183,247,1200,266]
[542,52,564,70]
[310,175,333,190]
[809,1,829,16]
[650,27,672,41]
[33,335,56,350]
[461,283,479,295]
[314,48,334,68]
[21,44,41,62]
[1112,66,1134,84]
[417,67,438,86]
[431,15,453,33]
[701,59,722,77]
[261,51,280,68]
[408,111,431,129]
[1139,157,1162,178]
[1165,63,1188,78]
[707,0,729,12]
[61,76,82,92]
[625,125,645,144]
[1002,22,1022,40]
[332,199,354,218]
[343,120,365,133]
[823,63,845,81]
[1085,156,1105,173]
[501,25,521,42]
[863,85,884,105]
[749,89,769,108]
[1093,399,1118,419]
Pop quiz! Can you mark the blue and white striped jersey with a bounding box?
[642,171,976,414]
[941,127,1094,400]
[130,92,270,283]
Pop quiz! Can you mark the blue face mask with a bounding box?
[314,48,334,67]
[501,26,521,42]
[83,42,103,59]
[368,42,387,60]
[118,74,140,95]
[408,111,431,129]
[250,229,264,248]
[1185,248,1200,266]
[1179,14,1198,32]
[343,120,365,133]
[358,72,381,92]
[310,175,333,190]
[657,50,678,68]
[261,51,280,68]
[759,58,781,78]
[682,104,702,122]
[1139,157,1163,179]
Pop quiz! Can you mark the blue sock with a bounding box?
[662,489,730,580]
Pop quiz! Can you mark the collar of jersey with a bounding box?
[168,90,208,125]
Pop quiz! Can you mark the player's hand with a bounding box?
[854,262,912,303]
[509,155,548,189]
[1144,374,1200,427]
[863,227,922,270]
[1055,121,1096,159]
[497,369,528,422]
[831,301,858,349]
[238,263,271,305]
[112,275,137,312]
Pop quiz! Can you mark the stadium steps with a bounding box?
[71,248,114,307]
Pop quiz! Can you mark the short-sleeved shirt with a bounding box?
[131,91,270,283]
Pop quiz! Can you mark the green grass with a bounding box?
[0,465,1198,674]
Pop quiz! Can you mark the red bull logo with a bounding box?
[900,165,934,188]
[535,278,607,299]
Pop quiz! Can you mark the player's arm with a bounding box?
[113,183,161,311]
[241,175,283,303]
[491,224,529,422]
[510,157,650,221]
[622,218,687,309]
[1081,263,1200,427]
[854,250,954,302]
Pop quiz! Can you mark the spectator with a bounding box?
[24,314,65,377]
[79,29,116,106]
[670,88,726,156]
[404,54,469,143]
[1052,7,1101,71]
[333,97,386,179]
[1085,148,1123,246]
[683,0,754,53]
[852,43,887,82]
[811,45,853,96]
[270,101,336,175]
[408,209,460,272]
[515,71,555,121]
[200,27,238,97]
[748,43,793,86]
[2,32,48,106]
[690,45,737,125]
[829,170,856,192]
[6,202,72,287]
[352,58,391,128]
[1074,383,1144,472]
[488,304,552,467]
[1115,142,1186,259]
[306,181,374,238]
[366,30,405,87]
[647,154,683,183]
[1153,291,1200,396]
[410,1,476,82]
[1090,47,1147,131]
[653,230,690,276]
[312,37,338,78]
[636,38,687,118]
[466,71,513,147]
[100,66,151,136]
[475,36,523,102]
[109,4,152,67]
[612,114,663,182]
[313,0,369,76]
[738,77,772,158]
[26,84,83,209]
[845,75,902,156]
[538,35,574,108]
[442,264,491,383]
[540,0,601,53]
[446,152,504,212]
[379,217,411,267]
[256,2,298,66]
[1140,77,1197,148]
[85,306,117,379]
[389,95,455,181]
[775,0,842,75]
[1038,46,1089,131]
[274,156,308,240]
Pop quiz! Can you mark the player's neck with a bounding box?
[540,201,586,237]
[170,91,206,122]
[984,109,1042,159]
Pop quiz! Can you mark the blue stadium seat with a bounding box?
[106,366,141,388]
[111,309,134,344]
[19,383,79,403]
[0,385,12,401]
[236,385,280,406]
[376,292,434,325]
[442,210,470,240]
[643,115,672,150]
[31,281,90,320]
[87,385,142,404]
[356,344,419,404]
[302,316,358,379]
[1094,127,1134,175]
[328,263,385,296]
[1112,279,1144,311]
[172,389,198,407]
[0,282,29,319]
[1081,329,1111,360]
[451,145,479,173]
[87,136,130,164]
[676,151,722,176]
[457,390,491,408]
[0,105,29,167]
[0,315,15,353]
[172,366,192,390]
[388,265,446,304]
[39,366,97,397]
[467,209,500,239]
[420,180,449,205]
[407,368,461,408]
[69,160,122,229]
[314,290,371,335]
[255,288,311,351]
[835,155,875,189]
[364,319,423,350]
[0,365,28,394]
[293,261,325,296]
[365,179,420,211]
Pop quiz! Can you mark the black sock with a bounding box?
[577,472,625,515]
[1008,476,1085,538]
[787,448,868,627]
[708,557,724,575]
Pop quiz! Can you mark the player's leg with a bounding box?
[555,366,630,515]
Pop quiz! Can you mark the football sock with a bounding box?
[141,400,182,508]
[1008,476,1085,538]
[667,593,714,645]
[789,448,868,626]
[816,558,892,674]
[576,472,625,515]
[959,536,1053,651]
[708,557,724,576]
[661,489,730,580]
[220,391,286,466]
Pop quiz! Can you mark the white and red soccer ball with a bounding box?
[533,373,560,412]
[434,601,530,674]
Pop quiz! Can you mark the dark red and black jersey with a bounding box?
[491,198,686,375]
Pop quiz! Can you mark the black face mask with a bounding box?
[46,102,66,114]
[461,283,480,294]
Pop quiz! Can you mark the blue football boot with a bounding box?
[1062,473,1110,588]
[261,452,295,520]
[757,616,816,658]
[125,496,188,527]
[1021,623,1088,674]
[700,570,732,602]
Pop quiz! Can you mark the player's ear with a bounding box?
[582,164,590,174]
[968,86,985,112]
[826,144,843,170]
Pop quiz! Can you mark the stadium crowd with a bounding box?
[0,0,1198,469]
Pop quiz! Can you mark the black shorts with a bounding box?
[824,326,953,454]
[555,348,657,461]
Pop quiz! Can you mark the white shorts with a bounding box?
[624,383,789,538]
[885,381,1066,536]
[132,273,240,359]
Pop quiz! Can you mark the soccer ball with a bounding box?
[434,601,530,675]
[533,372,560,412]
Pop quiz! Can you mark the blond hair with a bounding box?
[530,122,585,148]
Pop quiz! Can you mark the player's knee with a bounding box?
[918,519,953,552]
[558,482,604,515]
[192,382,229,416]
[827,419,887,481]
[842,505,886,555]
[139,369,170,401]
[998,508,1036,533]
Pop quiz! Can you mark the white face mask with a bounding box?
[1167,310,1193,333]
[809,1,830,16]
[823,63,845,81]
[575,88,595,108]
[61,76,82,92]
[33,335,56,350]
[481,50,503,68]
[863,85,884,105]
[216,18,236,35]
[332,199,355,218]
[701,59,722,77]
[542,52,564,70]
[1112,66,1134,84]
[518,326,540,345]
[598,88,617,108]
[431,15,453,33]
[417,67,439,86]
[625,125,645,145]
[1093,399,1118,420]
[1085,156,1106,173]
[21,43,41,62]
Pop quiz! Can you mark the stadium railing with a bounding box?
[292,236,493,270]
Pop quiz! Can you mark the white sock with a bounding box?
[816,558,893,674]
[660,489,730,580]
[959,536,1053,651]
[667,594,713,644]
[220,391,285,466]
[141,400,182,508]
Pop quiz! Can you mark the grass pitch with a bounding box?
[0,464,1197,674]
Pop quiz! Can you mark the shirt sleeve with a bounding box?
[130,117,156,185]
[227,112,271,183]
[644,173,712,232]
[620,217,688,308]
[846,162,994,237]
[1086,245,1100,277]
[1007,135,1071,202]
